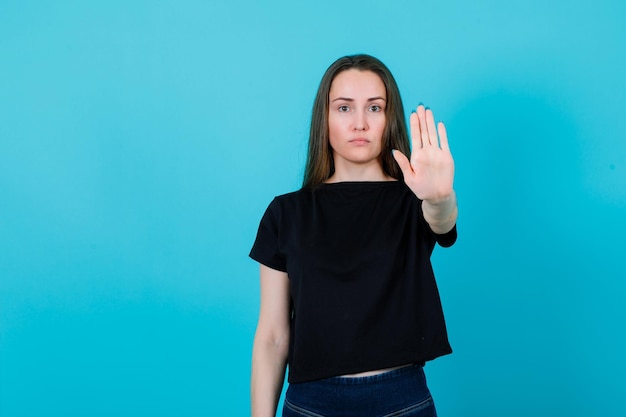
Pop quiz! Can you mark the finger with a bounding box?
[409,110,422,150]
[392,149,413,177]
[425,108,438,148]
[438,121,451,153]
[417,104,430,146]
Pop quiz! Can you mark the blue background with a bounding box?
[1,1,625,416]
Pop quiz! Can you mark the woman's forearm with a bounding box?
[251,332,289,417]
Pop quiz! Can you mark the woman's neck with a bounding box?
[326,160,394,183]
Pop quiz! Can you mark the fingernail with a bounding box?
[411,110,416,114]
[418,102,424,106]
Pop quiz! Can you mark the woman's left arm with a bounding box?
[393,104,458,235]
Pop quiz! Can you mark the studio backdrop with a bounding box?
[1,1,625,416]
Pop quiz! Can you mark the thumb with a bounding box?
[392,149,413,177]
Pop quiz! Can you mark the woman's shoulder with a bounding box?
[272,187,311,202]
[265,188,313,211]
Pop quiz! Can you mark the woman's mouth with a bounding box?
[349,138,370,145]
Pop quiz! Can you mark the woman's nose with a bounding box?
[353,111,367,130]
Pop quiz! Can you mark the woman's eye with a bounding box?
[338,105,350,112]
[370,105,382,112]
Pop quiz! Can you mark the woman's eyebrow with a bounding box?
[331,96,386,102]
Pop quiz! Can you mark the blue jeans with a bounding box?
[283,364,437,417]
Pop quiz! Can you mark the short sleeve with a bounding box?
[433,224,457,248]
[249,199,288,272]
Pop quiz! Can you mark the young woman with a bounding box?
[250,54,458,417]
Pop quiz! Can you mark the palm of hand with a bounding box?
[393,105,455,202]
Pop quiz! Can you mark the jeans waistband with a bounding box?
[326,363,423,385]
[284,363,435,416]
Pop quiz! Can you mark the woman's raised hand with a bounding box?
[393,104,455,203]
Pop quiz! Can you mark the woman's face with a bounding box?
[327,69,387,170]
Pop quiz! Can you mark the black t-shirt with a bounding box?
[250,181,456,383]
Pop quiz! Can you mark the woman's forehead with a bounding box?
[329,69,386,100]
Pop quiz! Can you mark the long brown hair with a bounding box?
[302,54,411,189]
